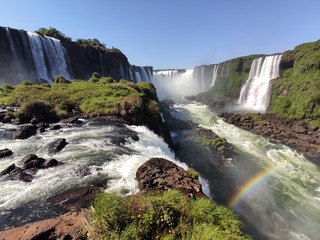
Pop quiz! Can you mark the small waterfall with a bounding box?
[140,67,150,82]
[210,65,219,88]
[237,54,282,112]
[119,63,125,79]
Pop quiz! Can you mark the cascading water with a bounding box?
[170,100,320,240]
[0,27,72,84]
[0,121,186,229]
[237,54,282,112]
[210,64,219,88]
[27,32,72,82]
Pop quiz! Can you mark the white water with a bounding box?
[237,55,282,112]
[210,65,219,88]
[0,122,186,212]
[153,69,201,100]
[172,101,320,240]
[26,32,72,82]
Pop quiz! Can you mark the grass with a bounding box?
[91,190,251,240]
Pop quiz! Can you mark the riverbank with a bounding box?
[219,112,320,164]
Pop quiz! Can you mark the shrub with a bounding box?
[17,101,59,123]
[54,75,71,84]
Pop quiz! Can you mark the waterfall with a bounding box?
[140,67,150,82]
[237,54,282,112]
[0,27,73,84]
[210,65,219,88]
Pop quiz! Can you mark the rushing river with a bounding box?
[0,120,186,229]
[170,100,320,240]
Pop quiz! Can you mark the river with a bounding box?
[170,99,320,240]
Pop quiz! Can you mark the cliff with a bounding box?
[0,26,133,85]
[270,40,320,120]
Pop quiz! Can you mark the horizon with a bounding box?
[1,0,320,69]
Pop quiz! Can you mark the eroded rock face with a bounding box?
[219,112,320,161]
[136,158,204,198]
[0,211,88,240]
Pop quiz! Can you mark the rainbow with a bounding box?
[228,165,278,208]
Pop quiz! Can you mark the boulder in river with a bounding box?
[136,157,204,198]
[13,125,37,139]
[48,138,68,153]
[0,148,13,159]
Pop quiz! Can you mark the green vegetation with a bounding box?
[92,190,251,240]
[76,38,107,50]
[196,55,263,105]
[36,27,71,41]
[0,77,158,120]
[194,135,229,153]
[270,40,320,120]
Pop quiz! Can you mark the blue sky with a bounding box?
[1,0,320,69]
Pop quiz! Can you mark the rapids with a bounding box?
[170,100,320,240]
[0,121,186,229]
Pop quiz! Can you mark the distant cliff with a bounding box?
[0,27,136,84]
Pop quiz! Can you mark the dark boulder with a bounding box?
[22,154,38,164]
[0,163,16,175]
[0,148,13,158]
[24,158,46,170]
[60,116,83,124]
[110,137,127,146]
[50,124,61,130]
[48,138,68,153]
[136,158,204,198]
[13,125,37,139]
[2,116,12,124]
[10,167,33,182]
[44,159,62,168]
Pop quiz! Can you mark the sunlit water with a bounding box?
[171,100,320,240]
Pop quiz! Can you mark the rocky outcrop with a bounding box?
[0,211,88,240]
[219,112,320,161]
[136,158,204,198]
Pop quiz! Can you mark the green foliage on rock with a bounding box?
[92,190,251,240]
[270,40,320,119]
[36,27,71,41]
[17,101,59,123]
[54,75,71,84]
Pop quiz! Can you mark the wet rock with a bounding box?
[10,167,33,182]
[22,154,38,164]
[50,124,61,130]
[131,134,139,141]
[1,116,12,124]
[23,158,46,170]
[0,211,88,240]
[48,138,68,153]
[13,125,37,139]
[44,159,62,168]
[46,186,101,211]
[0,148,13,159]
[110,136,127,145]
[0,163,16,175]
[136,158,204,198]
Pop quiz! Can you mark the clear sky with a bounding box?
[1,0,320,69]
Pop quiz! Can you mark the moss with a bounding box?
[270,40,320,119]
[92,190,251,240]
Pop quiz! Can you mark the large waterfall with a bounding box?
[152,64,219,100]
[237,54,282,112]
[0,27,73,84]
